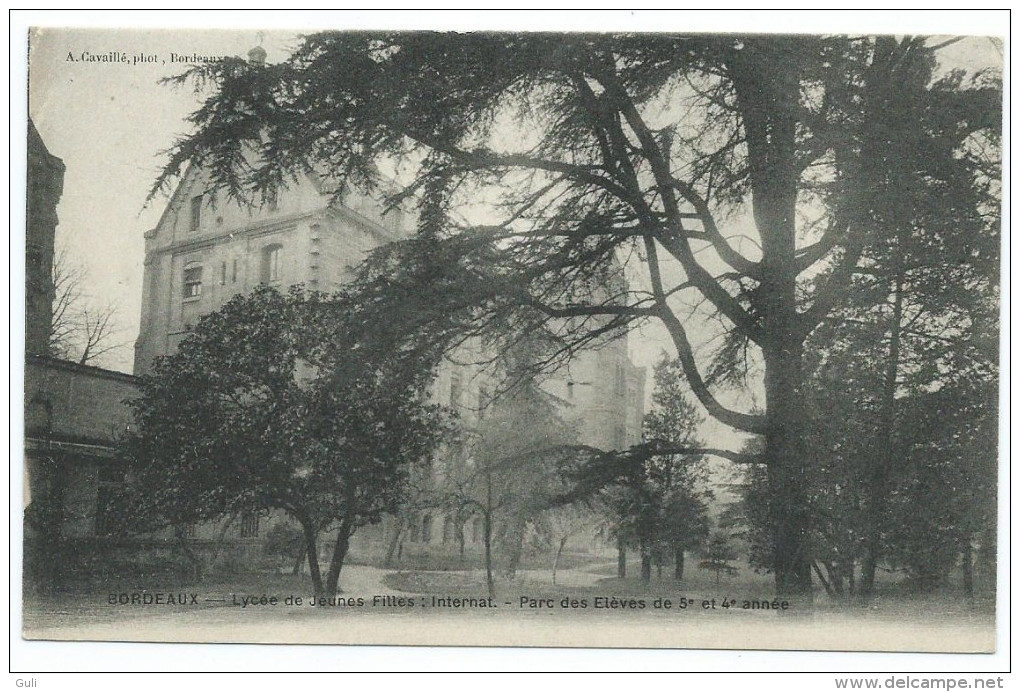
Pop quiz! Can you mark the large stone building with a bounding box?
[133,164,405,374]
[135,155,645,422]
[134,151,646,564]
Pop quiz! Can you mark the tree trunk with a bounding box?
[862,264,905,598]
[765,453,812,596]
[640,541,652,583]
[961,537,974,598]
[552,536,568,585]
[484,470,495,599]
[299,519,323,597]
[762,339,813,597]
[384,518,404,568]
[730,42,813,599]
[763,344,812,597]
[483,512,495,599]
[208,511,239,572]
[977,522,996,594]
[174,525,202,582]
[325,523,352,595]
[500,515,527,582]
[617,536,626,579]
[823,561,844,596]
[812,561,835,597]
[673,544,684,581]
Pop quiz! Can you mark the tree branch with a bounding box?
[654,302,766,434]
[594,71,763,343]
[669,177,762,278]
[795,221,848,272]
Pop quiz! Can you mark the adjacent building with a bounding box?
[24,122,142,586]
[26,120,64,357]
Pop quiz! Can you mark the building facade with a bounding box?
[134,158,645,566]
[134,165,403,374]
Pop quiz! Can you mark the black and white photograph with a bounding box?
[15,11,1006,669]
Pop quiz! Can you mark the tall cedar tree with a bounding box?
[154,34,1000,595]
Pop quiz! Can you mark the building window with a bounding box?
[182,262,203,299]
[220,261,227,285]
[231,258,238,283]
[240,513,260,538]
[189,195,203,232]
[450,373,462,408]
[261,244,282,284]
[567,381,575,400]
[615,363,626,395]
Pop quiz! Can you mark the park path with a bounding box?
[335,564,400,595]
[22,563,996,655]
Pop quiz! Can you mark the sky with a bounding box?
[19,14,1005,457]
[27,28,303,372]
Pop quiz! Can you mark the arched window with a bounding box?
[182,262,203,299]
[261,244,282,284]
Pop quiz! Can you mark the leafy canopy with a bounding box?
[122,285,452,534]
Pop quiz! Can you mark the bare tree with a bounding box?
[538,503,597,585]
[48,245,126,367]
[48,245,85,359]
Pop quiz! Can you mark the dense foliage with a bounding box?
[122,286,452,595]
[155,33,1000,595]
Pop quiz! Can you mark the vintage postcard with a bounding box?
[20,21,1003,655]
